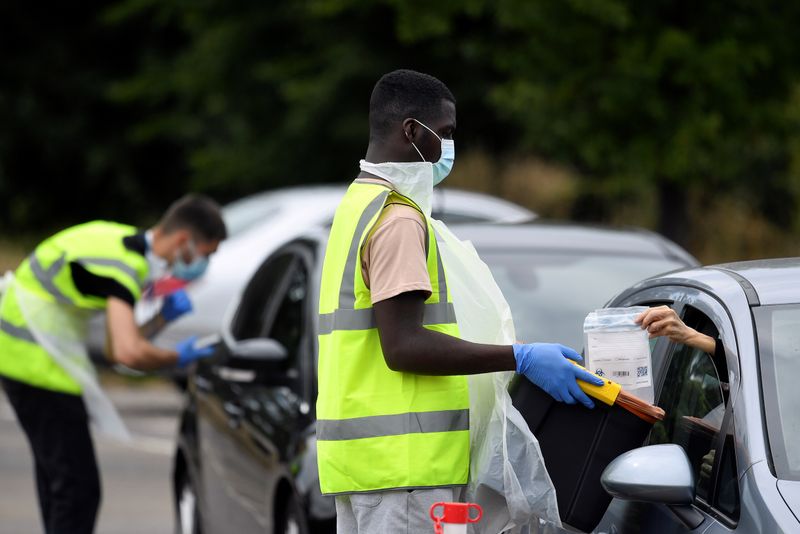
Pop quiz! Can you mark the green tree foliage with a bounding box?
[100,0,514,203]
[482,0,800,242]
[2,0,800,246]
[0,1,189,232]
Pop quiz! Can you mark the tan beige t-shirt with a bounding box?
[356,178,432,304]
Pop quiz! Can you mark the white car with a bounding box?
[147,185,535,349]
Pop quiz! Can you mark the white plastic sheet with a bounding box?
[431,220,561,533]
[6,271,130,440]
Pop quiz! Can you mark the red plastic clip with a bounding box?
[430,502,483,533]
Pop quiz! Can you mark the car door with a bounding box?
[596,287,741,534]
[194,245,313,533]
[233,243,316,531]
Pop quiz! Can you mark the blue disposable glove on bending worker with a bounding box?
[176,336,215,368]
[161,289,193,322]
[513,343,605,409]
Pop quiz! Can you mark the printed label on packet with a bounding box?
[586,330,652,389]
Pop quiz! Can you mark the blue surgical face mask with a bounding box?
[172,240,209,281]
[409,119,455,186]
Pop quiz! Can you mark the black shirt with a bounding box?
[68,232,146,307]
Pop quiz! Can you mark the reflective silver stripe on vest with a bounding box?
[338,192,390,310]
[0,320,36,344]
[28,253,73,305]
[76,257,140,285]
[318,301,456,335]
[317,409,468,441]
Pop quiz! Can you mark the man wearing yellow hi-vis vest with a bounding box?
[317,69,605,533]
[0,194,226,534]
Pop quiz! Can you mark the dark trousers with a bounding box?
[2,377,101,534]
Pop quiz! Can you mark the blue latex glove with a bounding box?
[513,343,605,409]
[176,336,215,368]
[161,289,193,322]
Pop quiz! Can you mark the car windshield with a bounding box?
[222,195,282,237]
[479,251,686,349]
[755,304,800,481]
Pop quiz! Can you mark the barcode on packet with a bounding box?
[612,371,631,377]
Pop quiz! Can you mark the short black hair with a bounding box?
[160,193,227,243]
[369,69,455,141]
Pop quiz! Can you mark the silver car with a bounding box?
[594,258,800,533]
[170,221,698,533]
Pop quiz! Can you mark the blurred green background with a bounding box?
[2,0,799,268]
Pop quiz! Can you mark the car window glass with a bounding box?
[266,262,308,374]
[769,309,800,474]
[222,196,282,237]
[432,212,487,224]
[714,435,739,519]
[650,343,723,501]
[483,253,687,348]
[648,305,740,520]
[649,307,727,504]
[755,304,800,481]
[231,253,294,341]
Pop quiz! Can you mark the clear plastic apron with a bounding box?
[431,220,561,534]
[5,271,130,440]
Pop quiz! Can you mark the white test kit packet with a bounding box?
[583,306,654,404]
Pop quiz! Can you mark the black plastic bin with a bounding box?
[511,379,654,533]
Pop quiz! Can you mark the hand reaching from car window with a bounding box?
[635,305,716,354]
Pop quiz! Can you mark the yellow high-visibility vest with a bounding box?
[0,221,148,394]
[316,182,469,495]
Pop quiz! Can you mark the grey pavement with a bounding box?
[0,377,183,534]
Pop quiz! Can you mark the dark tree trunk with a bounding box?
[657,180,691,248]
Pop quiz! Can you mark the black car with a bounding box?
[172,222,697,534]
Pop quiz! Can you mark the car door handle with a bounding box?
[224,401,244,417]
[224,401,245,428]
[213,366,256,383]
[195,375,213,392]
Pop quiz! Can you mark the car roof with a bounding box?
[709,258,800,305]
[223,184,536,226]
[301,220,698,265]
[626,257,800,306]
[448,221,699,265]
[222,185,346,213]
[431,188,535,223]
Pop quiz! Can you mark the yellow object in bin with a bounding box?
[570,360,621,406]
[570,361,665,424]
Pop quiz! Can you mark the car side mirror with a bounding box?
[230,338,287,360]
[601,444,696,505]
[227,338,288,372]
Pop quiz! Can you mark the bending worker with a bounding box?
[0,194,226,534]
[316,69,605,533]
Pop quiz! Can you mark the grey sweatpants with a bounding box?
[335,487,459,534]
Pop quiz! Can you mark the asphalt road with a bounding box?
[0,378,183,534]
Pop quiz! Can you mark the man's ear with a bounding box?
[176,229,192,246]
[401,118,418,143]
[167,229,191,251]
